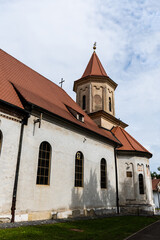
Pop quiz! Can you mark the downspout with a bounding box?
[158,190,160,208]
[11,117,26,223]
[114,147,119,214]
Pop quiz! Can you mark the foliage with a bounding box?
[0,216,159,240]
[151,167,160,179]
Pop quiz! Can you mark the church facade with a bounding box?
[0,48,154,222]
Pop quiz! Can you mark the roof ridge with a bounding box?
[120,127,136,151]
[122,127,149,152]
[90,52,94,76]
[109,127,122,145]
[95,52,106,76]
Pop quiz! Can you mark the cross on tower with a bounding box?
[59,78,65,88]
[93,42,97,51]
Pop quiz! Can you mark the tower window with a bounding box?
[75,151,83,187]
[109,97,112,112]
[82,95,86,110]
[139,174,144,194]
[36,141,51,185]
[0,130,2,155]
[101,158,107,189]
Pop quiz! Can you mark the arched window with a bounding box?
[82,95,86,110]
[139,174,144,194]
[109,97,112,112]
[36,141,51,185]
[101,158,107,189]
[0,130,2,155]
[75,151,83,187]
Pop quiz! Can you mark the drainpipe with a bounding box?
[114,147,119,214]
[11,117,26,223]
[158,190,160,209]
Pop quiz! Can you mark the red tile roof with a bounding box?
[82,51,108,78]
[0,49,120,144]
[111,126,152,157]
[152,179,160,191]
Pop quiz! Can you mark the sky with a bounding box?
[0,0,160,171]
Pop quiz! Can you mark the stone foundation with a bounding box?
[0,205,154,223]
[120,204,154,216]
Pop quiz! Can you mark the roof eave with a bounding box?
[89,110,128,129]
[116,149,152,159]
[73,75,118,92]
[30,103,120,147]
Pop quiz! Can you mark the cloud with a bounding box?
[0,0,159,171]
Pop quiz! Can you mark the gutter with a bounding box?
[114,147,119,214]
[11,117,28,222]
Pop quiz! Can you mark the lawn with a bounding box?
[0,216,159,240]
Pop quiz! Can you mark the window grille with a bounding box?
[75,151,83,187]
[101,158,107,189]
[36,141,51,185]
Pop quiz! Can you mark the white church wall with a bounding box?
[0,110,154,222]
[153,192,160,208]
[15,115,117,220]
[0,112,21,218]
[117,155,153,208]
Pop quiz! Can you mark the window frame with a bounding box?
[139,173,144,194]
[109,97,112,112]
[74,151,84,187]
[0,130,2,156]
[100,158,107,189]
[36,141,52,186]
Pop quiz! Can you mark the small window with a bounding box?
[36,141,51,185]
[75,151,83,187]
[0,130,2,155]
[101,158,107,189]
[82,95,86,110]
[109,97,112,112]
[66,105,84,123]
[77,113,84,122]
[126,171,132,177]
[139,174,144,194]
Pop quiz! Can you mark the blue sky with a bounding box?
[0,0,160,171]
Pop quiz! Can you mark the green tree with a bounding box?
[151,168,160,179]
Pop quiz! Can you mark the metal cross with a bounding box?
[93,42,97,51]
[59,78,65,88]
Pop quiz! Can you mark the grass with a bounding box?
[0,216,159,240]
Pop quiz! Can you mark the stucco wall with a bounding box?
[153,192,160,208]
[76,81,115,116]
[0,110,154,221]
[14,115,117,220]
[117,155,153,207]
[0,112,21,218]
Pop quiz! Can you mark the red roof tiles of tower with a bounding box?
[0,49,120,145]
[111,126,152,157]
[82,51,108,78]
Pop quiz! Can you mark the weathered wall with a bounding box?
[0,110,154,222]
[153,192,160,208]
[0,112,21,220]
[117,155,153,208]
[14,115,117,220]
[76,81,115,116]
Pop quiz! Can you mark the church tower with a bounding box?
[73,44,128,130]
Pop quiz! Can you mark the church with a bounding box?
[0,46,154,223]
